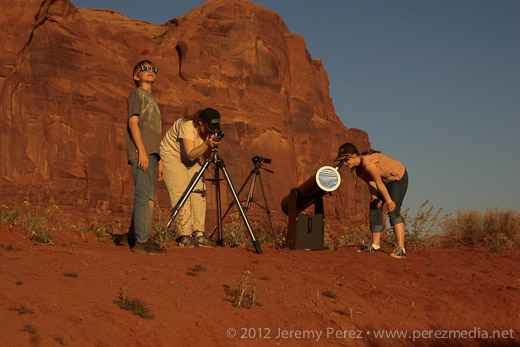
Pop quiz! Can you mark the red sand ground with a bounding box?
[1,225,519,347]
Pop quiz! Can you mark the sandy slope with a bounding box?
[0,225,519,346]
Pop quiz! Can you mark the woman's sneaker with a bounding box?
[193,233,215,247]
[177,235,197,248]
[390,247,406,259]
[356,244,383,253]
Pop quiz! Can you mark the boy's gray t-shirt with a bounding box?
[126,88,162,162]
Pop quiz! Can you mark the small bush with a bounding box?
[20,201,59,245]
[70,222,122,241]
[21,324,37,334]
[54,336,66,346]
[0,189,20,225]
[226,271,260,308]
[9,304,34,314]
[186,264,206,276]
[340,200,448,249]
[91,222,122,241]
[114,288,154,319]
[333,308,352,317]
[442,208,520,252]
[339,224,371,248]
[323,230,335,250]
[0,204,20,226]
[152,204,185,248]
[222,213,277,248]
[402,200,448,248]
[322,290,338,299]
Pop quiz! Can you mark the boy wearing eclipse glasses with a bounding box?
[122,60,166,255]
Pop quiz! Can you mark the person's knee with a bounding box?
[390,215,404,226]
[370,225,384,233]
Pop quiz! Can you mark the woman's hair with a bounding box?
[132,60,154,87]
[340,142,380,157]
[340,142,380,184]
[187,109,209,140]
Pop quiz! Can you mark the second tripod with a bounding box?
[212,156,275,247]
[165,148,262,254]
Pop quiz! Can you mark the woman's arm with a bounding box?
[365,164,396,211]
[368,181,383,208]
[180,136,219,162]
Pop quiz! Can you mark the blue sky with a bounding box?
[71,0,520,217]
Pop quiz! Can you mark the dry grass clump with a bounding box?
[114,287,154,319]
[339,224,371,248]
[20,201,59,245]
[225,271,260,308]
[442,208,520,252]
[0,204,20,226]
[340,200,447,249]
[222,213,282,249]
[0,190,20,226]
[152,205,187,248]
[402,200,448,248]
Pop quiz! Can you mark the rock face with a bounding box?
[0,0,371,231]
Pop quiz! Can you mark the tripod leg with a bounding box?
[218,160,262,254]
[166,159,211,230]
[257,174,276,242]
[214,159,223,246]
[210,170,253,238]
[234,172,257,246]
[223,170,252,217]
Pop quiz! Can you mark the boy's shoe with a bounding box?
[112,233,135,247]
[390,246,406,259]
[356,244,383,253]
[177,235,197,248]
[193,233,215,247]
[132,240,167,255]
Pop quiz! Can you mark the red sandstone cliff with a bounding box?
[0,0,371,231]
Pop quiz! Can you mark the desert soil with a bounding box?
[1,225,519,347]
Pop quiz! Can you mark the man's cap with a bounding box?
[200,108,221,132]
[334,142,358,161]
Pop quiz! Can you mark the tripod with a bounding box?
[165,148,262,254]
[212,156,275,247]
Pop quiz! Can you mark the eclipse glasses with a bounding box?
[141,65,158,73]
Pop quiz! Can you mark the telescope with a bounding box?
[281,163,343,250]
